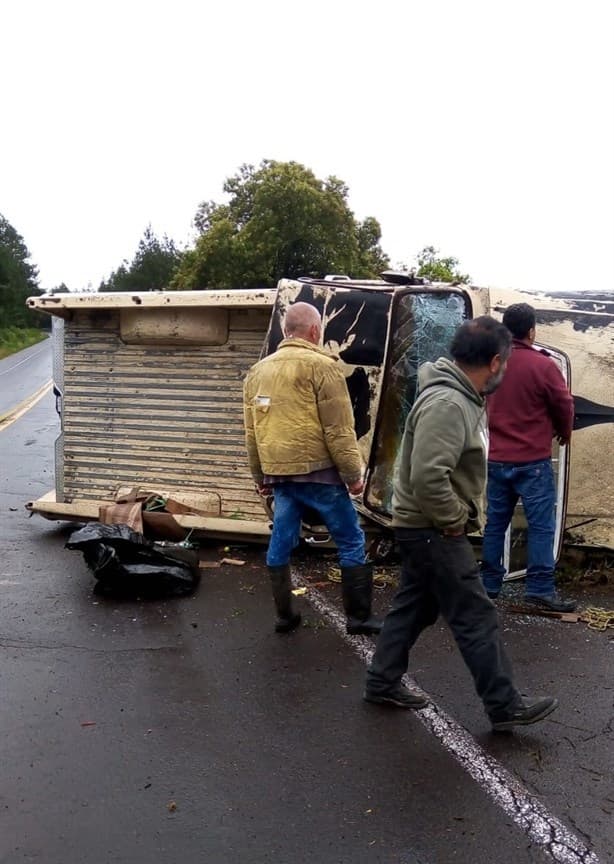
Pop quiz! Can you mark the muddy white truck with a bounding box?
[26,275,614,569]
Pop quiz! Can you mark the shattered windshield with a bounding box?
[366,291,467,516]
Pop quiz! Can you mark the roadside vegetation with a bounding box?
[0,326,47,359]
[0,212,46,358]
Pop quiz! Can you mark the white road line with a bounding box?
[0,342,49,376]
[293,573,600,864]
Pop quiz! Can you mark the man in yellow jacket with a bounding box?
[243,301,382,636]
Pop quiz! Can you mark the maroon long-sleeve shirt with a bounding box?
[487,340,574,463]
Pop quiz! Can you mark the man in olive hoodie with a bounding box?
[365,316,558,731]
[244,302,381,637]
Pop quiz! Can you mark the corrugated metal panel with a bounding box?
[61,309,269,520]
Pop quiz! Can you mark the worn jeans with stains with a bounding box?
[266,482,365,568]
[480,458,556,598]
[366,528,520,716]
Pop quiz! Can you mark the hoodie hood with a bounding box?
[417,357,484,408]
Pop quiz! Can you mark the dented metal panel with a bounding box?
[119,306,229,345]
[60,307,271,520]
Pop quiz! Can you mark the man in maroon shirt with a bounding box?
[480,303,576,612]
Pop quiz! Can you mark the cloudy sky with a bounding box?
[2,0,613,294]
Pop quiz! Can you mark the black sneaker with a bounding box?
[490,696,558,732]
[525,593,576,613]
[275,612,302,633]
[363,685,429,709]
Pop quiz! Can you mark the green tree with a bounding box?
[173,160,389,290]
[415,245,470,284]
[100,225,182,292]
[0,213,41,327]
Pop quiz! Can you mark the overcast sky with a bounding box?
[2,0,613,294]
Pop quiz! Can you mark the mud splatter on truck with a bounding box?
[26,276,614,564]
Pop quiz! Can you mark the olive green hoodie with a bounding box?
[391,357,488,533]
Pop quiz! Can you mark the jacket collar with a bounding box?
[277,337,338,359]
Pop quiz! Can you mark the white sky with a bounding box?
[2,0,613,294]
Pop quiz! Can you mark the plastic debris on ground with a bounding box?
[65,522,200,599]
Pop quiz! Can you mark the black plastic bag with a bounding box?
[66,522,200,599]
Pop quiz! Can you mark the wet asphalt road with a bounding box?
[0,348,612,864]
[0,337,51,417]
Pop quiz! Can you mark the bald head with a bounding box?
[284,302,322,344]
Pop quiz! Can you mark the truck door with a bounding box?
[360,287,470,523]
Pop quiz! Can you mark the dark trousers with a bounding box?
[366,528,520,717]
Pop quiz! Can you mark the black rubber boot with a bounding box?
[268,565,301,633]
[524,593,576,613]
[341,564,383,636]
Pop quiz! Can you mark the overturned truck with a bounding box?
[26,275,614,569]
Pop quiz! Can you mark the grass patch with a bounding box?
[0,327,47,359]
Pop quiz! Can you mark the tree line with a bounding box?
[0,214,43,328]
[1,160,469,329]
[101,161,469,292]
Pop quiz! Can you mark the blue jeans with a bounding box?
[266,483,366,568]
[481,459,556,598]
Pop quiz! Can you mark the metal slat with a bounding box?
[62,423,246,445]
[61,312,266,518]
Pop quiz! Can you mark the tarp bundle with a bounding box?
[66,522,200,599]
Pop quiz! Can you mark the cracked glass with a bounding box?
[366,291,467,516]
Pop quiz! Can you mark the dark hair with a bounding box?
[450,316,512,368]
[502,303,536,339]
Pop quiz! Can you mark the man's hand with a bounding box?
[256,484,272,497]
[555,435,569,446]
[442,527,465,537]
[347,479,364,496]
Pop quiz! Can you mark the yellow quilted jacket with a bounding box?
[243,338,363,486]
